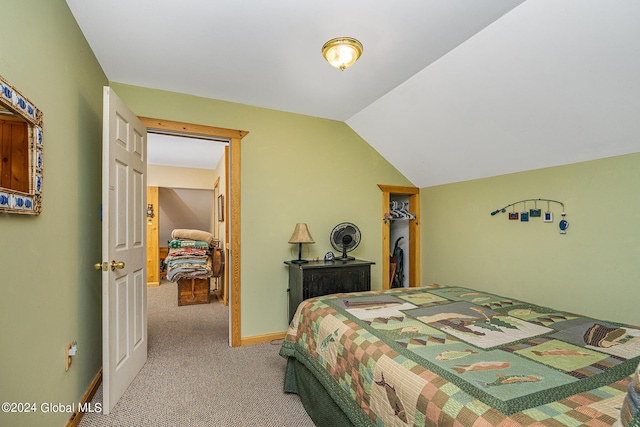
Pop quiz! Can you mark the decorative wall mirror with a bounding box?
[0,75,43,215]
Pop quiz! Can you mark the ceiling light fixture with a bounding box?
[322,37,363,71]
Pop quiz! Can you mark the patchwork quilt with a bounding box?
[280,285,640,426]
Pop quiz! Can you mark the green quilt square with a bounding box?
[398,292,448,306]
[516,339,608,371]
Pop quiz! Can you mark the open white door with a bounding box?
[100,87,148,414]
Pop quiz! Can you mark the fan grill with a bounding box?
[330,222,361,261]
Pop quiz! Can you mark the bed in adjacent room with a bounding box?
[279,284,640,426]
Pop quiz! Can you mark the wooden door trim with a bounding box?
[146,186,160,286]
[223,145,230,307]
[140,116,248,347]
[378,184,420,289]
[139,117,248,140]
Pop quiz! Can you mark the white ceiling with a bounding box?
[147,133,225,170]
[66,0,640,187]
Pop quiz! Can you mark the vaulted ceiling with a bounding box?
[66,0,640,187]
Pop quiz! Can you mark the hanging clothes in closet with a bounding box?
[388,199,415,288]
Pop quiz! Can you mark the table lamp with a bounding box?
[288,223,315,264]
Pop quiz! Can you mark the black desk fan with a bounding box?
[330,222,361,261]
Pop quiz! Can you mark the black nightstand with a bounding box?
[285,259,374,323]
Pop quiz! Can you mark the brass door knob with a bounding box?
[110,261,125,271]
[94,262,103,271]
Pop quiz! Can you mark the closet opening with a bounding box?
[378,185,420,289]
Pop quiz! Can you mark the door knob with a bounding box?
[94,262,105,271]
[110,261,125,271]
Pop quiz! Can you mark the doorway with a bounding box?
[140,116,247,347]
[378,184,420,289]
[146,131,225,290]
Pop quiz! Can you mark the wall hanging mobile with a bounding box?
[491,198,568,234]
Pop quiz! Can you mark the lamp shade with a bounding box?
[288,223,315,244]
[322,37,363,71]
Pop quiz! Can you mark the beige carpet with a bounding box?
[79,281,314,426]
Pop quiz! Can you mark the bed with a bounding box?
[279,284,640,426]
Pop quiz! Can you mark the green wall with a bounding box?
[109,82,412,338]
[0,1,107,426]
[421,153,640,326]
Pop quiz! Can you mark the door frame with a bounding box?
[378,184,420,289]
[146,185,160,286]
[140,116,248,347]
[212,175,229,306]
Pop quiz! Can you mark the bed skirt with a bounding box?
[284,357,366,427]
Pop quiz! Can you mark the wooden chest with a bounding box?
[177,277,211,306]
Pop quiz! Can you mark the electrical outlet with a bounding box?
[65,341,77,372]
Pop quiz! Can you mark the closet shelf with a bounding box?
[383,216,412,222]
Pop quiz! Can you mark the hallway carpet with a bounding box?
[79,281,314,426]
